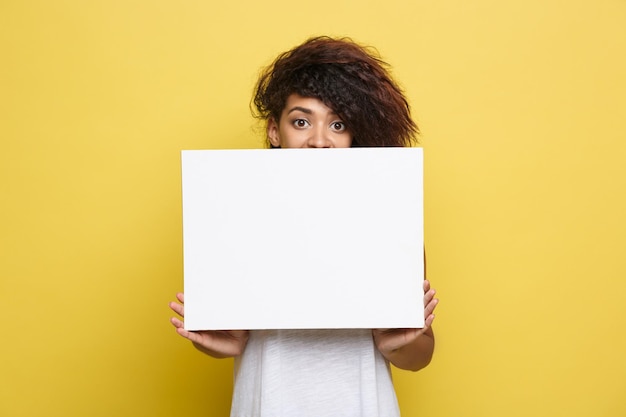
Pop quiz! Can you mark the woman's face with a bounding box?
[268,94,353,149]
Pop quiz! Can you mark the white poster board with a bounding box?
[181,147,424,330]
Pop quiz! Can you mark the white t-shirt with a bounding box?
[230,329,400,417]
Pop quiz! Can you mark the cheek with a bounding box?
[337,133,353,148]
[279,126,306,147]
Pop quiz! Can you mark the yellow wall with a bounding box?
[1,1,625,416]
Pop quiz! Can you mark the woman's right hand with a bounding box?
[169,292,249,358]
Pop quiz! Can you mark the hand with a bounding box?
[169,292,249,358]
[372,279,438,371]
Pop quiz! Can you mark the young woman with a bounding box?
[170,36,439,417]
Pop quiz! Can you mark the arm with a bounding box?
[169,292,249,358]
[372,279,438,371]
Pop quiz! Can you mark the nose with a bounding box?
[306,127,332,148]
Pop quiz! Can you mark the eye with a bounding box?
[330,121,346,132]
[292,119,310,128]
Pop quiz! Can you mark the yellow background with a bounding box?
[1,1,625,416]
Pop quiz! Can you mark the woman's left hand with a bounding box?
[372,279,438,371]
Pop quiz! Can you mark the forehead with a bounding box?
[282,94,337,116]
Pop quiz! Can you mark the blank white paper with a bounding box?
[181,147,424,330]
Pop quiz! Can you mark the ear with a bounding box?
[267,117,281,148]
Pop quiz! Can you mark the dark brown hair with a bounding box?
[252,36,418,147]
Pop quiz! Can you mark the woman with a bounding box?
[170,36,438,417]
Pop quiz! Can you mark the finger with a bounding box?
[378,328,421,352]
[424,313,435,329]
[175,326,194,341]
[423,288,436,304]
[170,316,184,329]
[178,328,210,346]
[373,328,391,334]
[423,279,431,292]
[169,301,185,317]
[176,292,185,303]
[228,330,250,338]
[173,324,203,344]
[424,297,439,316]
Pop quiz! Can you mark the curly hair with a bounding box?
[252,36,418,148]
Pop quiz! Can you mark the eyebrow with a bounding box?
[286,106,313,115]
[286,106,339,117]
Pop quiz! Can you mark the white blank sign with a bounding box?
[182,147,424,330]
